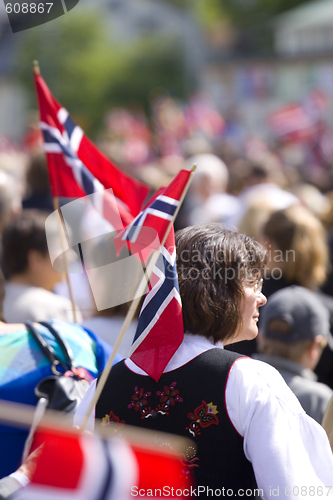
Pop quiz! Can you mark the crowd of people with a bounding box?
[1,106,333,498]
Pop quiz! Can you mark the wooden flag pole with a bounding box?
[33,61,77,323]
[81,165,196,430]
[33,60,40,75]
[53,197,78,323]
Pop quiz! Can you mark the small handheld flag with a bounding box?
[129,227,183,381]
[115,168,192,263]
[114,167,193,381]
[80,166,195,428]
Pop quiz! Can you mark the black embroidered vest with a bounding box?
[95,349,258,498]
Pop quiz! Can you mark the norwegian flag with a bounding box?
[34,72,149,227]
[114,168,192,382]
[268,104,319,144]
[114,168,192,263]
[20,425,190,500]
[129,227,183,382]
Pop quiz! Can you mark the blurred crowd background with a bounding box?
[2,1,333,368]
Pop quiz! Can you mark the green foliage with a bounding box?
[104,37,186,114]
[163,0,311,54]
[221,0,311,26]
[206,0,312,54]
[16,10,186,136]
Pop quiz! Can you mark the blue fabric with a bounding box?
[0,320,120,478]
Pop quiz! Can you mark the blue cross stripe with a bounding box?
[150,199,177,217]
[43,128,101,195]
[124,198,177,243]
[81,167,98,195]
[125,213,144,240]
[42,129,77,160]
[132,253,179,344]
[63,114,77,140]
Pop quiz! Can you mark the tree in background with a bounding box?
[17,10,186,137]
[166,0,313,55]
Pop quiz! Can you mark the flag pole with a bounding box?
[81,165,196,430]
[33,61,78,324]
[53,197,78,323]
[33,60,40,75]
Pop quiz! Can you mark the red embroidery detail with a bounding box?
[186,401,219,437]
[156,382,183,415]
[128,386,153,419]
[101,411,126,434]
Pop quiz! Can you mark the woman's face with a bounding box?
[226,280,267,345]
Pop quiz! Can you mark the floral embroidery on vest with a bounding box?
[156,382,183,415]
[128,386,153,419]
[101,411,125,435]
[181,445,200,477]
[186,401,219,437]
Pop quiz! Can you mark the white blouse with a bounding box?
[74,334,333,500]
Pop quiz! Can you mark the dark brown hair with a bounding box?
[3,210,50,277]
[176,223,266,343]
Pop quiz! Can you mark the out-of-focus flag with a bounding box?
[114,167,193,382]
[34,71,149,227]
[268,104,319,144]
[20,426,191,500]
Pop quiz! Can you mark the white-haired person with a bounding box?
[178,154,240,229]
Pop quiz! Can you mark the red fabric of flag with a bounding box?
[34,72,149,218]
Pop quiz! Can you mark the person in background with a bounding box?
[0,170,22,276]
[261,204,333,388]
[0,264,117,479]
[2,210,82,324]
[229,203,333,361]
[255,286,333,423]
[83,302,137,359]
[229,158,299,229]
[22,151,53,213]
[178,154,240,229]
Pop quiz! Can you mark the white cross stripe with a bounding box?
[121,194,178,244]
[161,245,176,266]
[140,264,165,310]
[44,143,62,153]
[145,207,173,220]
[157,195,180,206]
[70,126,84,154]
[57,107,68,124]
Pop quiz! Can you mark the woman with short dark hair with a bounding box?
[76,224,333,499]
[176,224,266,344]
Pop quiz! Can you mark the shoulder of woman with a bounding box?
[228,356,304,415]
